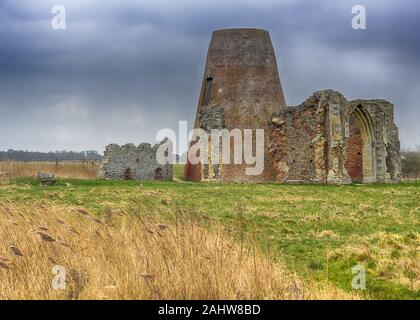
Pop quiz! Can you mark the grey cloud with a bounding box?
[0,0,419,153]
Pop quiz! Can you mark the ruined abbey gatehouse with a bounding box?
[270,90,400,184]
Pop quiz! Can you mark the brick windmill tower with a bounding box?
[185,28,286,182]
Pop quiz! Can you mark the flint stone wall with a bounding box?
[98,140,172,181]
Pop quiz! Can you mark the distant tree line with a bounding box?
[0,149,102,162]
[401,146,420,181]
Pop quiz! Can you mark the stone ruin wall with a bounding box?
[270,104,320,183]
[270,90,401,184]
[98,140,172,181]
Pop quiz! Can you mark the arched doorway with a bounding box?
[345,105,376,183]
[154,167,163,181]
[124,168,133,180]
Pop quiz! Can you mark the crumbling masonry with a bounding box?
[185,28,401,184]
[98,140,172,181]
[98,28,401,184]
[270,90,401,184]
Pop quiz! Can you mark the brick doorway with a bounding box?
[345,105,375,183]
[346,113,364,182]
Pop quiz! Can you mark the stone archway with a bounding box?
[345,105,376,183]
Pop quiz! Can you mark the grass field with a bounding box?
[0,163,418,299]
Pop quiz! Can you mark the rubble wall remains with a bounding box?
[98,140,172,181]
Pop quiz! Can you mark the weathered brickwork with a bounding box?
[185,28,286,182]
[345,113,363,182]
[185,28,401,184]
[270,90,401,184]
[98,140,172,181]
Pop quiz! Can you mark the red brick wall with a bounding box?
[345,114,363,183]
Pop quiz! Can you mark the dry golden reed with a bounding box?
[0,161,99,180]
[0,203,361,300]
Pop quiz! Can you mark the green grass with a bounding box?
[1,170,419,300]
[173,163,185,180]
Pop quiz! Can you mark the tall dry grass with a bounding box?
[0,161,99,179]
[0,203,360,300]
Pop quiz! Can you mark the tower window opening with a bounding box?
[202,77,213,106]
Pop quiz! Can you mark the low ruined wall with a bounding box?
[98,140,172,181]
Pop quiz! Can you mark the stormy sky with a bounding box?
[0,0,419,153]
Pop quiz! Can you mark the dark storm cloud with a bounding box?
[0,0,419,152]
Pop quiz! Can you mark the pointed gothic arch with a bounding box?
[345,104,376,183]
